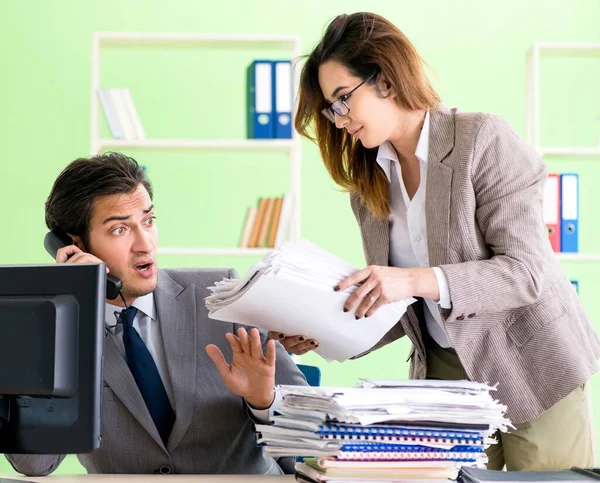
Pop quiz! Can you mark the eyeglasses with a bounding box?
[321,73,376,123]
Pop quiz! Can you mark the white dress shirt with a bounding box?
[375,111,453,348]
[105,293,276,422]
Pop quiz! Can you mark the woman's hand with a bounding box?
[267,332,319,356]
[335,265,439,318]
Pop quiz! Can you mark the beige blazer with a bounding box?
[351,105,600,424]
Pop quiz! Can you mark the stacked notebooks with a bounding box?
[256,379,511,482]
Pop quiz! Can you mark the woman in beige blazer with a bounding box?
[273,12,600,472]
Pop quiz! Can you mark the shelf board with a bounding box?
[96,32,299,46]
[158,247,271,256]
[541,147,600,157]
[556,253,600,261]
[96,138,295,150]
[534,41,600,51]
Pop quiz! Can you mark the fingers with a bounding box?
[205,344,230,378]
[265,339,276,367]
[249,328,265,360]
[365,296,387,318]
[56,245,105,267]
[267,330,285,341]
[287,339,319,355]
[280,337,319,355]
[225,332,243,354]
[334,266,372,292]
[67,252,99,264]
[237,328,251,355]
[344,278,377,314]
[55,245,82,263]
[266,332,319,355]
[354,289,380,318]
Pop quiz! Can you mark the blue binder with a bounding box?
[247,60,273,139]
[571,280,579,294]
[560,173,579,252]
[272,60,293,139]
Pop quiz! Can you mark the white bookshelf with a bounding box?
[96,139,295,151]
[525,42,600,262]
[91,32,302,255]
[525,41,600,155]
[541,147,600,157]
[556,253,600,262]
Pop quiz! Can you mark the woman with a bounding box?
[271,12,600,471]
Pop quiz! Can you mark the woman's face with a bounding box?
[318,61,404,149]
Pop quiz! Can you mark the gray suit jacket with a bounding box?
[6,268,307,475]
[351,105,600,424]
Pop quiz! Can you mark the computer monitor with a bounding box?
[0,263,105,454]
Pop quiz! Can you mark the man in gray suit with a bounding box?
[6,152,307,475]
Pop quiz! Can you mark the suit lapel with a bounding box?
[154,270,198,453]
[356,202,389,267]
[103,335,166,451]
[426,106,456,267]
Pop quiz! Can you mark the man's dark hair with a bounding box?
[45,152,153,248]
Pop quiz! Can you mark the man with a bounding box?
[6,152,306,475]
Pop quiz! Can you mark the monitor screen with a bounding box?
[0,263,105,454]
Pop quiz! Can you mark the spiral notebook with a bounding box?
[318,423,485,442]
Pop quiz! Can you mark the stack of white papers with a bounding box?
[205,240,416,362]
[255,379,511,482]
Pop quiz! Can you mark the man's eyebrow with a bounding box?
[102,205,154,224]
[102,214,130,224]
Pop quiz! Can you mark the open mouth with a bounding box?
[135,262,153,273]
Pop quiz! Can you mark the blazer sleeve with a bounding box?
[439,114,548,320]
[4,454,65,477]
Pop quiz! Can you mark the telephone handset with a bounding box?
[44,229,123,300]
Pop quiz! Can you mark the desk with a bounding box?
[1,476,295,483]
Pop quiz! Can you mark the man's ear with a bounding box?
[68,234,85,251]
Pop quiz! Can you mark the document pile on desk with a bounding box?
[458,465,600,482]
[205,240,415,362]
[255,379,511,482]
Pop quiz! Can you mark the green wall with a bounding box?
[1,0,599,474]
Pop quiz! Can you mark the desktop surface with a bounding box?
[1,476,295,482]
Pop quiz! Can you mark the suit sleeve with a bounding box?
[439,115,549,320]
[4,454,65,476]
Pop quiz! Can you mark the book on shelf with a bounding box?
[241,194,293,249]
[97,88,146,141]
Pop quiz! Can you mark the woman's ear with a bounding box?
[377,77,395,99]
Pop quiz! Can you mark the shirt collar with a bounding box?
[376,110,430,182]
[105,292,156,334]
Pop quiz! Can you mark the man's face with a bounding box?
[84,184,158,304]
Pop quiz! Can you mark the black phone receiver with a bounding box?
[44,230,123,300]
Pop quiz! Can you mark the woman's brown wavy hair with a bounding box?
[295,12,440,219]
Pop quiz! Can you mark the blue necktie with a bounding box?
[119,306,175,444]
